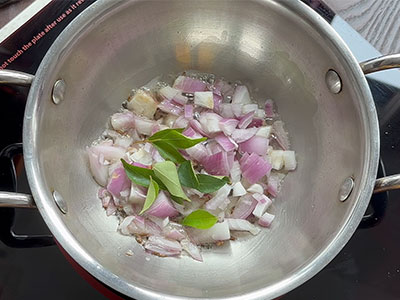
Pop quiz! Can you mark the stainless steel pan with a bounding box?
[1,0,400,299]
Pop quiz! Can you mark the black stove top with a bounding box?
[1,1,400,299]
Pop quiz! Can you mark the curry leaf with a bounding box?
[152,140,186,164]
[121,159,166,189]
[182,209,218,229]
[153,161,190,202]
[196,174,230,193]
[149,128,207,149]
[139,176,159,215]
[178,160,199,188]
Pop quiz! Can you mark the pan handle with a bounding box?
[360,54,400,74]
[359,54,400,193]
[0,69,34,86]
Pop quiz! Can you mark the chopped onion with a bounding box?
[220,103,234,118]
[158,100,183,116]
[205,141,223,155]
[240,153,272,184]
[144,235,182,256]
[173,115,189,128]
[264,99,275,118]
[256,126,272,138]
[214,79,235,98]
[226,218,261,235]
[272,121,290,150]
[215,133,238,152]
[189,119,209,137]
[205,184,232,210]
[129,184,146,204]
[242,104,258,114]
[256,109,266,119]
[133,116,156,136]
[182,127,202,138]
[247,183,264,194]
[230,160,241,183]
[199,112,222,134]
[159,86,187,105]
[283,150,297,171]
[270,150,284,170]
[231,194,257,219]
[194,91,214,109]
[185,143,208,162]
[163,114,178,128]
[107,167,131,200]
[90,142,126,161]
[267,172,284,197]
[98,188,112,208]
[111,111,135,133]
[201,151,233,176]
[146,191,179,218]
[184,104,194,118]
[238,111,255,129]
[106,200,117,216]
[130,148,153,166]
[248,118,264,128]
[119,216,135,235]
[258,212,275,227]
[127,89,158,119]
[238,136,269,156]
[181,239,203,262]
[163,223,187,241]
[213,94,223,113]
[252,193,272,218]
[232,85,252,104]
[127,216,161,236]
[188,221,230,244]
[219,118,239,136]
[232,182,247,197]
[231,127,258,143]
[173,75,207,93]
[87,148,109,186]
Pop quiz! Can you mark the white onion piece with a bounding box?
[163,114,178,128]
[270,150,284,170]
[106,200,117,216]
[226,218,261,235]
[252,193,272,218]
[231,127,258,143]
[220,103,234,118]
[258,212,275,227]
[129,184,146,204]
[231,194,257,219]
[188,221,230,244]
[127,89,158,119]
[185,143,208,162]
[87,148,109,186]
[158,100,183,116]
[205,184,232,210]
[133,116,156,136]
[144,236,182,256]
[180,239,203,262]
[199,112,222,134]
[267,172,284,197]
[242,104,258,114]
[247,184,264,194]
[283,150,297,170]
[173,115,189,128]
[111,111,135,133]
[194,91,214,109]
[189,119,209,137]
[98,188,112,208]
[119,216,135,235]
[256,126,272,138]
[256,109,266,119]
[90,142,126,162]
[127,216,161,236]
[159,86,187,105]
[219,118,239,136]
[230,161,241,183]
[130,148,153,166]
[238,136,269,156]
[232,182,247,197]
[232,85,252,104]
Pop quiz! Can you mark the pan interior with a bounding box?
[28,0,374,298]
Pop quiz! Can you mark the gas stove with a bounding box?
[0,1,399,299]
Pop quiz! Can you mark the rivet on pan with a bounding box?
[52,79,66,104]
[339,177,354,202]
[53,190,68,214]
[325,69,342,94]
